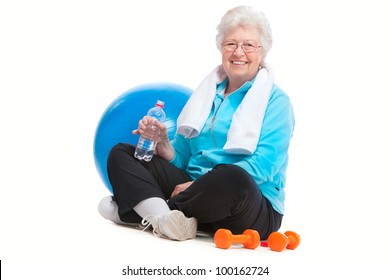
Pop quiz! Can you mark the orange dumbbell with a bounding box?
[214,229,260,249]
[267,231,300,252]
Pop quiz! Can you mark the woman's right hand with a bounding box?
[132,116,156,139]
[153,120,175,161]
[132,116,175,161]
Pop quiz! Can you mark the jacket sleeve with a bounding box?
[169,133,192,170]
[233,89,295,185]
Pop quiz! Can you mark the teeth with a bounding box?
[232,61,246,65]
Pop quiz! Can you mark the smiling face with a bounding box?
[221,25,263,92]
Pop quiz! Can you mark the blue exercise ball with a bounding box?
[94,82,192,193]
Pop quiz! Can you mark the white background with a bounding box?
[1,0,389,279]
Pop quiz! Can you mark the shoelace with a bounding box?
[141,215,167,239]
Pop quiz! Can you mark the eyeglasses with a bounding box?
[222,40,262,53]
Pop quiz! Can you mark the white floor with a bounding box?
[1,178,388,279]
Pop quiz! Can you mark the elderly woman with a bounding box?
[98,6,295,241]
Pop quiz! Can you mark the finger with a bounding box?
[156,122,169,140]
[138,119,148,131]
[155,121,166,130]
[170,187,180,198]
[143,116,156,123]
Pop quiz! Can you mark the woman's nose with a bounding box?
[233,45,245,56]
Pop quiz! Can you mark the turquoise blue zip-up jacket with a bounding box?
[170,79,295,214]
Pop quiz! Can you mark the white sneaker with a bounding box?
[98,196,138,226]
[142,210,197,241]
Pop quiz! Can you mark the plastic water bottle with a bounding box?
[134,100,166,161]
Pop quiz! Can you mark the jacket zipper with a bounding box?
[209,97,224,149]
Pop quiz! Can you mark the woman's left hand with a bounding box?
[171,181,193,198]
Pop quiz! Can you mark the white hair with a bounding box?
[216,6,273,59]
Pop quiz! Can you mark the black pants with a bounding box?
[107,143,282,239]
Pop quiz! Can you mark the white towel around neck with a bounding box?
[177,64,274,155]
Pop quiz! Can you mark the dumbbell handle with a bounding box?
[230,233,250,244]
